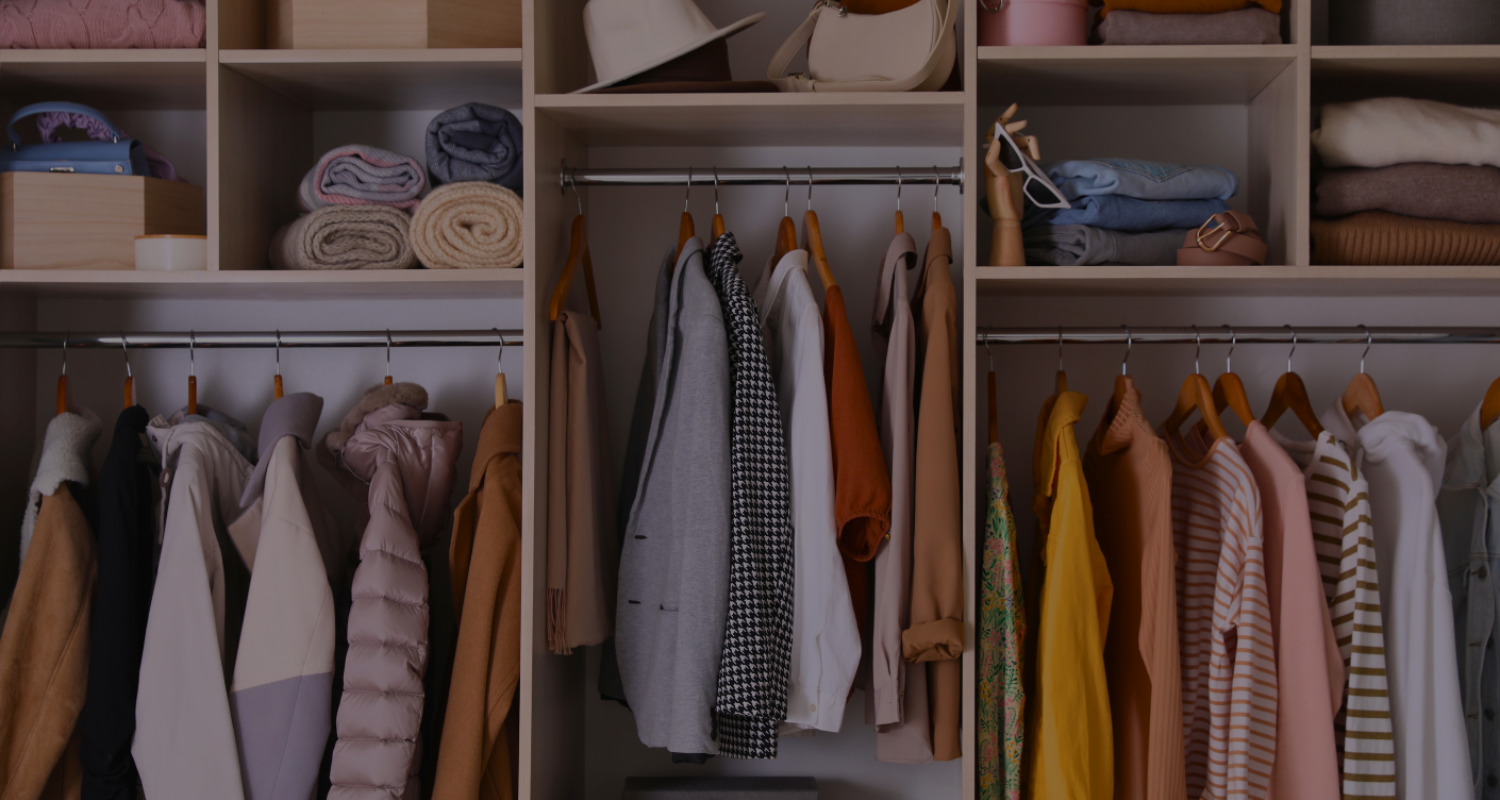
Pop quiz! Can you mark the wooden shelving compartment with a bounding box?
[1311,45,1500,104]
[0,48,207,109]
[0,268,523,299]
[977,45,1298,106]
[975,266,1500,296]
[219,48,522,109]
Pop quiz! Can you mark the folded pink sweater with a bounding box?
[0,0,205,48]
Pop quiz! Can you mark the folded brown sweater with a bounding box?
[1315,163,1500,225]
[1311,211,1500,266]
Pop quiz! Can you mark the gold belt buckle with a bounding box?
[1196,216,1235,252]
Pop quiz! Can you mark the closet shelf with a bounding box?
[977,45,1296,105]
[1311,46,1500,105]
[0,49,206,109]
[975,266,1500,297]
[533,92,966,146]
[0,269,524,299]
[220,48,523,109]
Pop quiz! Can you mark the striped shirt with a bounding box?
[1167,433,1278,800]
[1278,431,1396,799]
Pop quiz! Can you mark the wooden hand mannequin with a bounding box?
[984,103,1041,267]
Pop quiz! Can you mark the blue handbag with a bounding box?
[0,102,148,176]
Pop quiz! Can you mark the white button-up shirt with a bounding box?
[754,249,860,734]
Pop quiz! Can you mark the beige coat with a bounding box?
[434,402,524,800]
[0,410,101,800]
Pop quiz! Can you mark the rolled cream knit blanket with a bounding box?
[269,205,416,270]
[410,182,523,269]
[1311,211,1500,266]
[1312,97,1500,170]
[298,144,426,212]
[0,0,205,48]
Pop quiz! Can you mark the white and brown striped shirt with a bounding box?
[1167,433,1278,800]
[1278,430,1396,799]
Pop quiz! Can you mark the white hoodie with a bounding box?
[1322,403,1473,800]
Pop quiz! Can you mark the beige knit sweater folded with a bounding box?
[269,205,415,270]
[410,182,524,269]
[1311,211,1500,266]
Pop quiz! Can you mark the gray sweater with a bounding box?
[616,239,734,758]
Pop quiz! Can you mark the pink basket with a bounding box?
[978,0,1088,46]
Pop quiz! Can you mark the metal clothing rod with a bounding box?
[978,327,1500,346]
[0,330,524,349]
[561,162,965,190]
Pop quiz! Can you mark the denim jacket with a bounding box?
[1439,407,1500,797]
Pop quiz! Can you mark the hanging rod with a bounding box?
[560,160,964,191]
[0,330,523,349]
[978,326,1500,345]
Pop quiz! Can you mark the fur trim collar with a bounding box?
[323,382,427,454]
[21,407,102,565]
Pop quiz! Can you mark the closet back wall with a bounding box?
[974,295,1500,587]
[564,144,962,800]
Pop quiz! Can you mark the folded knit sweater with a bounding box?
[1311,211,1500,266]
[1102,0,1280,16]
[1315,164,1500,225]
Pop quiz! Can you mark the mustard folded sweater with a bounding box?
[1103,0,1281,15]
[1311,211,1500,266]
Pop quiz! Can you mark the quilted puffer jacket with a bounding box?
[321,383,462,800]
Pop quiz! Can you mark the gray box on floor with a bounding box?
[622,777,818,799]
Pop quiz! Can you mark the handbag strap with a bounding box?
[7,102,123,148]
[1177,211,1268,266]
[767,0,957,92]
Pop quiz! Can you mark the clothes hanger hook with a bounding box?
[568,173,582,216]
[1121,325,1132,376]
[1285,324,1297,373]
[806,166,813,212]
[784,167,791,218]
[386,329,392,381]
[933,165,941,215]
[684,167,693,212]
[985,338,995,373]
[1360,324,1372,374]
[275,329,282,376]
[496,329,505,373]
[120,332,131,379]
[1223,324,1236,373]
[60,331,68,376]
[189,330,195,378]
[895,167,902,212]
[713,167,720,215]
[1192,324,1202,375]
[1057,325,1064,373]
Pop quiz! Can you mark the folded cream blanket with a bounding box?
[269,205,415,270]
[1312,98,1500,169]
[1311,211,1500,266]
[410,182,523,269]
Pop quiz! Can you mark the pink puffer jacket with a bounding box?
[321,383,463,800]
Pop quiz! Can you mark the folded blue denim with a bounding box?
[1024,225,1188,266]
[1046,159,1239,201]
[1025,195,1228,232]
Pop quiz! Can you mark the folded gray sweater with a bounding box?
[1315,163,1500,225]
[1024,225,1188,266]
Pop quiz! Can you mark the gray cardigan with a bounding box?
[615,239,733,758]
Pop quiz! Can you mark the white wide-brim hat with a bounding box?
[575,0,766,94]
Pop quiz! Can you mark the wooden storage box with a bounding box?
[1,173,205,270]
[268,0,521,48]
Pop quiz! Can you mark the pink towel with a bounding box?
[0,0,205,48]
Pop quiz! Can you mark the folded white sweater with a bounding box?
[1312,97,1500,170]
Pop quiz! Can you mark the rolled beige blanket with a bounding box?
[410,182,524,269]
[269,205,415,270]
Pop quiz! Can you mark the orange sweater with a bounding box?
[1104,0,1281,15]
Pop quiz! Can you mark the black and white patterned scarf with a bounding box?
[704,232,795,759]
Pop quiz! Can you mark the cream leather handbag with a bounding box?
[767,0,957,92]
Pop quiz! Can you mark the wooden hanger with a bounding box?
[55,333,68,416]
[494,331,508,408]
[1210,326,1255,426]
[1054,327,1067,396]
[273,330,284,400]
[674,168,696,262]
[772,169,798,266]
[1341,325,1385,421]
[711,168,726,240]
[801,169,837,289]
[383,330,393,387]
[1110,325,1134,410]
[187,331,198,416]
[1261,326,1324,437]
[1162,328,1230,441]
[1481,377,1500,430]
[894,169,904,234]
[121,334,134,409]
[548,176,601,328]
[931,167,943,230]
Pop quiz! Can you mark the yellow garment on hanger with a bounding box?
[1030,389,1115,800]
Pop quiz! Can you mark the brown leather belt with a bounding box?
[1177,211,1267,266]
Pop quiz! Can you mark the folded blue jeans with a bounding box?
[1024,225,1188,266]
[1025,195,1228,232]
[1047,159,1238,201]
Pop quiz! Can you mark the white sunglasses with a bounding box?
[991,122,1071,210]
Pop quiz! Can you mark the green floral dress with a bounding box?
[979,441,1025,800]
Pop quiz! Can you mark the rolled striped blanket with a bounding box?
[298,144,425,212]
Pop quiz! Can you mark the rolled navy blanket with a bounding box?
[410,182,523,269]
[269,205,416,270]
[426,103,524,194]
[1024,225,1189,266]
[298,145,426,212]
[1025,195,1229,233]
